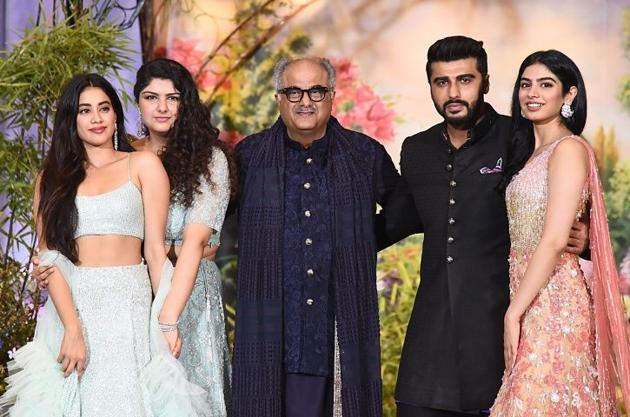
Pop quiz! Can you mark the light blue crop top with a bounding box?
[74,155,144,240]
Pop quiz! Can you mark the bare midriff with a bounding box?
[75,235,143,267]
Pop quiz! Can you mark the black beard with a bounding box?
[436,95,486,130]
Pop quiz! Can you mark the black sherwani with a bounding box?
[377,105,514,412]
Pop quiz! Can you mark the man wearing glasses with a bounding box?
[232,56,399,417]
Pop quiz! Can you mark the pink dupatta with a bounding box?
[575,136,630,415]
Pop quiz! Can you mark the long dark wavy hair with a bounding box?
[134,58,236,206]
[38,74,132,262]
[499,50,587,191]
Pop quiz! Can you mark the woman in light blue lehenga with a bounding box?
[0,74,212,416]
[131,58,233,416]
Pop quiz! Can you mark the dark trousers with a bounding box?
[285,373,333,417]
[397,403,489,417]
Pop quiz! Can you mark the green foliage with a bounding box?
[0,133,40,255]
[0,133,43,395]
[605,161,630,263]
[165,0,316,138]
[377,235,423,417]
[592,126,620,190]
[0,259,42,393]
[211,30,312,138]
[0,14,133,138]
[620,76,630,112]
[219,256,238,354]
[0,134,42,393]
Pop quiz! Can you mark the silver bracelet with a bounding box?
[158,320,179,333]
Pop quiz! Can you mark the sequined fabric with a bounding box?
[75,182,144,239]
[75,155,144,240]
[505,138,588,254]
[491,138,600,417]
[74,263,153,416]
[165,148,231,415]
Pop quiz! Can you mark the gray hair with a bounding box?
[272,56,336,92]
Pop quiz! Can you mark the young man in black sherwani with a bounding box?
[376,36,588,417]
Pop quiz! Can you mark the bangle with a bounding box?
[158,320,179,333]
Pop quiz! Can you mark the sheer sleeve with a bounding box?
[184,148,230,235]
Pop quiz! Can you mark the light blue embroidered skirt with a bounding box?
[178,259,231,416]
[74,263,152,417]
[2,256,214,417]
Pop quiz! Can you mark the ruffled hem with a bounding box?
[142,352,213,417]
[0,340,79,417]
[2,342,214,417]
[2,258,213,417]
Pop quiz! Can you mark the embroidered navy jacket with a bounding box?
[283,132,334,376]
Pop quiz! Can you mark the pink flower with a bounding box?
[219,130,244,148]
[168,38,204,73]
[354,84,376,102]
[331,58,358,89]
[166,38,223,90]
[329,58,397,142]
[197,71,220,90]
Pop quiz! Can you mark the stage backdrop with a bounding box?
[150,0,630,277]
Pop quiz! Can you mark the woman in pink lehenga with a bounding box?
[490,50,630,417]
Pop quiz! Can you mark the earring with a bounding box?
[520,109,526,119]
[561,102,574,118]
[137,112,148,138]
[114,124,119,151]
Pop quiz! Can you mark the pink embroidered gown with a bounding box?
[490,137,605,417]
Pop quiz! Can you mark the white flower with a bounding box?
[7,347,18,360]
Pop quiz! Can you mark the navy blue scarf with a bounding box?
[233,116,382,417]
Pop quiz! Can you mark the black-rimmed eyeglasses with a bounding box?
[277,85,333,103]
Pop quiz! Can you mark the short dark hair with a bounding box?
[511,50,587,135]
[426,36,488,80]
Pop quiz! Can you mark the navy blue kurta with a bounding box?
[233,116,399,417]
[283,133,334,376]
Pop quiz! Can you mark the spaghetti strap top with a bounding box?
[74,154,144,239]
